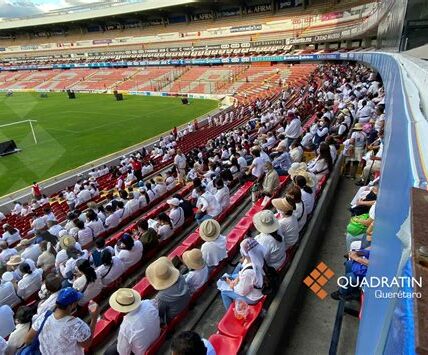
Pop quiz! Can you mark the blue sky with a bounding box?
[0,0,100,18]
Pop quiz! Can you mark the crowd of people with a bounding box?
[0,62,386,354]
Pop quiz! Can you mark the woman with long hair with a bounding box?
[72,259,103,306]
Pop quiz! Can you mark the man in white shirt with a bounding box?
[247,148,265,179]
[17,264,43,300]
[104,205,120,230]
[11,202,22,215]
[76,186,92,206]
[0,272,20,308]
[124,193,140,217]
[174,149,187,185]
[0,242,17,264]
[199,219,227,269]
[107,288,160,355]
[19,240,42,262]
[1,224,21,246]
[195,186,221,224]
[284,112,302,147]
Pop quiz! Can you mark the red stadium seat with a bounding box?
[217,298,265,338]
[88,319,114,350]
[145,329,167,355]
[181,232,201,248]
[208,334,243,355]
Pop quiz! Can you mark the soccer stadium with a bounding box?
[0,0,426,354]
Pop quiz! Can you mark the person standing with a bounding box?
[174,149,187,185]
[32,182,42,200]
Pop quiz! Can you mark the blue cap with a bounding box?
[56,287,83,307]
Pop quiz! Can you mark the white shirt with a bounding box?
[21,244,42,262]
[301,188,315,215]
[255,233,286,270]
[293,202,308,232]
[0,248,17,264]
[197,192,221,218]
[115,241,143,270]
[251,157,265,178]
[48,224,64,237]
[153,184,167,198]
[157,224,173,241]
[85,219,105,238]
[1,230,21,246]
[6,322,30,354]
[0,282,20,308]
[215,187,230,211]
[201,235,227,267]
[73,274,103,306]
[17,268,43,300]
[77,227,93,247]
[277,214,299,249]
[34,311,91,355]
[35,292,59,321]
[174,154,186,169]
[117,300,161,355]
[105,213,120,230]
[185,265,209,294]
[96,256,125,286]
[169,207,184,229]
[0,305,15,338]
[234,264,263,302]
[124,199,140,218]
[284,118,301,139]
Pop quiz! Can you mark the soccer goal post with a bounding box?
[0,119,39,144]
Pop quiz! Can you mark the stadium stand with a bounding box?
[0,0,426,354]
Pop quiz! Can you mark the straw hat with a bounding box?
[182,249,205,270]
[353,123,363,131]
[17,239,32,248]
[199,219,221,242]
[6,255,23,267]
[272,197,294,213]
[253,210,280,234]
[146,257,180,291]
[294,170,316,188]
[59,235,76,250]
[109,288,141,313]
[154,176,165,184]
[288,162,308,178]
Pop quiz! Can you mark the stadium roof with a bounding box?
[0,0,197,30]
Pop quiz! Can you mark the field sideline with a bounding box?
[0,92,218,197]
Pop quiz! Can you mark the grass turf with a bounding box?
[0,92,217,197]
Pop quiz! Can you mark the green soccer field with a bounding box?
[0,92,217,198]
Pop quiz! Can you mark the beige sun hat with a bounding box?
[109,288,141,313]
[17,239,32,248]
[253,210,280,234]
[294,169,316,188]
[146,257,180,291]
[199,219,221,242]
[182,249,205,270]
[288,162,308,178]
[154,176,165,184]
[59,235,76,250]
[272,197,294,213]
[6,255,23,267]
[353,123,364,131]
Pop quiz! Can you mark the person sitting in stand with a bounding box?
[199,219,227,270]
[114,233,143,270]
[182,249,209,295]
[146,257,191,324]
